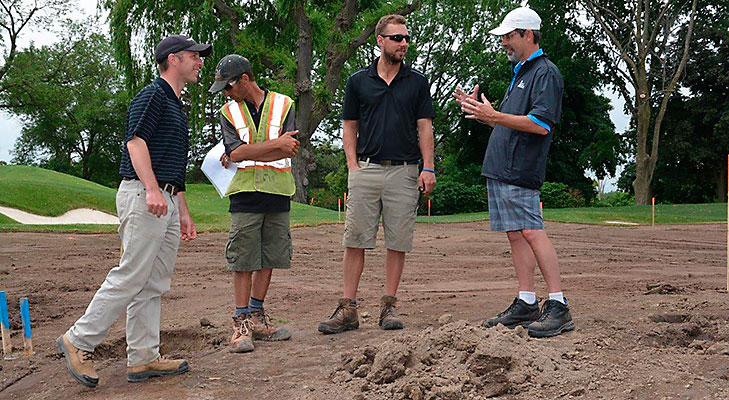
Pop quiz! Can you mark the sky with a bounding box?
[0,1,630,187]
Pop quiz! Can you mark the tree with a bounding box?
[446,0,623,204]
[651,0,729,203]
[307,0,513,212]
[580,0,699,204]
[1,21,127,186]
[103,0,424,202]
[0,0,71,106]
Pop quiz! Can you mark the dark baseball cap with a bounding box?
[155,35,212,63]
[208,54,252,93]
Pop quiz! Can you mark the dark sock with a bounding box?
[235,306,249,317]
[249,297,264,313]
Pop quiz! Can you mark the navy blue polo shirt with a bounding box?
[342,58,435,161]
[481,50,563,189]
[119,77,189,191]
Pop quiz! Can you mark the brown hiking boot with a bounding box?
[56,333,99,388]
[379,295,404,330]
[127,356,189,382]
[318,298,359,334]
[229,314,255,353]
[250,309,291,341]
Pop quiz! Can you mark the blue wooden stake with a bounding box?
[0,291,11,357]
[20,297,33,356]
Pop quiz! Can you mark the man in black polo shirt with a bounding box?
[57,35,211,387]
[318,14,436,334]
[455,7,573,338]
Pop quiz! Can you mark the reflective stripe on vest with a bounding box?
[221,91,296,197]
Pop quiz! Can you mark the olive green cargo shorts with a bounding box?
[342,161,420,252]
[225,212,292,272]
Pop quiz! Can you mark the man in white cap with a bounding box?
[56,34,211,387]
[454,7,573,338]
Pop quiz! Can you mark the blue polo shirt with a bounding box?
[481,50,563,189]
[119,77,190,191]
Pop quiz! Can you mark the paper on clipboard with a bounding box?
[201,141,237,198]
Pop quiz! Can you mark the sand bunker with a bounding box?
[0,205,118,225]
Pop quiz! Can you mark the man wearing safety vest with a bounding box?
[209,54,299,353]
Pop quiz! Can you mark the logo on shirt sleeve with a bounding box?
[517,80,526,89]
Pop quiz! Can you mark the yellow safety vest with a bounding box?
[220,91,296,197]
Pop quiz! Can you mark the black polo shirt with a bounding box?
[481,51,563,189]
[220,89,293,214]
[341,58,435,161]
[119,77,189,191]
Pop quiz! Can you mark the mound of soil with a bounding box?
[334,320,578,399]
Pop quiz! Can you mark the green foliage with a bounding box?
[649,0,729,203]
[308,150,348,211]
[447,1,623,204]
[540,182,584,208]
[1,20,126,187]
[424,179,488,215]
[592,191,634,207]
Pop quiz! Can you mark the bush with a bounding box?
[422,180,488,215]
[540,182,584,208]
[593,191,634,207]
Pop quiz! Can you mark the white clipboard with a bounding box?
[201,141,237,198]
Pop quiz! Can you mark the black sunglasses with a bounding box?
[224,77,240,90]
[380,34,411,43]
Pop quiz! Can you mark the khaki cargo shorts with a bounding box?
[225,212,292,272]
[342,161,420,252]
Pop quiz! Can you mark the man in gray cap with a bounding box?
[455,7,573,338]
[56,34,211,387]
[210,54,299,353]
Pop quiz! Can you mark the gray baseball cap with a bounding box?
[208,54,252,93]
[155,35,212,63]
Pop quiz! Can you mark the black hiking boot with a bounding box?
[483,297,540,329]
[527,299,574,338]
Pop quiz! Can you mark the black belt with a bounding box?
[123,177,179,196]
[358,157,418,166]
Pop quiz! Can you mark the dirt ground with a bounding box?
[1,221,728,400]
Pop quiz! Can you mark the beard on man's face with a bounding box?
[383,47,406,64]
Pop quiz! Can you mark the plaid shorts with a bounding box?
[486,178,544,232]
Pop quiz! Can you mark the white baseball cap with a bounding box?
[488,7,542,36]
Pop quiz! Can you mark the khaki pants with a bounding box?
[66,179,180,367]
[343,161,420,252]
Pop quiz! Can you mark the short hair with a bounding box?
[515,29,541,44]
[158,50,185,72]
[375,14,407,36]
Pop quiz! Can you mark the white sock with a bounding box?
[549,292,566,305]
[518,291,537,305]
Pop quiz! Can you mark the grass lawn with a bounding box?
[1,165,726,232]
[0,165,117,215]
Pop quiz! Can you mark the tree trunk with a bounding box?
[632,98,654,205]
[291,0,316,203]
[717,166,727,203]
